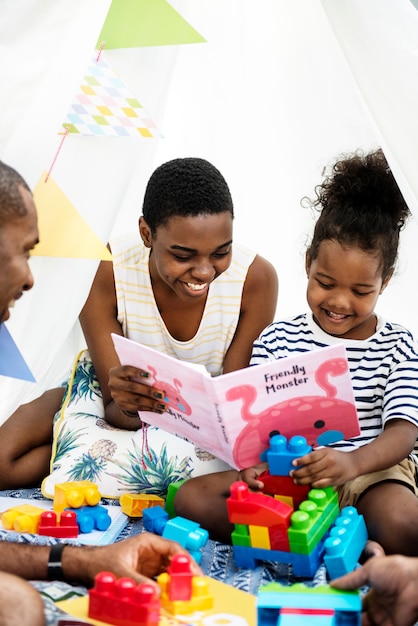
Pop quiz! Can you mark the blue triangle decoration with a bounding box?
[0,324,36,382]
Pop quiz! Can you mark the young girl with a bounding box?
[175,148,418,553]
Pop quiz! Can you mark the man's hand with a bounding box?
[331,554,418,626]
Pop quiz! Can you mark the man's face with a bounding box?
[0,187,38,323]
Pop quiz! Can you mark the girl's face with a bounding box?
[140,212,233,301]
[306,239,391,340]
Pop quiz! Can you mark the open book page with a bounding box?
[112,334,359,469]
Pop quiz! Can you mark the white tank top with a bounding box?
[111,233,256,376]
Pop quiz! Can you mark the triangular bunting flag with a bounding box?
[61,55,158,137]
[96,0,206,49]
[32,174,112,260]
[0,324,36,382]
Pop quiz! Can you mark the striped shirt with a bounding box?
[111,233,256,376]
[251,313,418,455]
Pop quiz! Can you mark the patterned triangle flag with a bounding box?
[32,174,112,260]
[61,55,158,137]
[96,0,206,49]
[0,324,36,382]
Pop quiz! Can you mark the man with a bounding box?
[0,160,201,626]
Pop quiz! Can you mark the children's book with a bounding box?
[112,334,360,470]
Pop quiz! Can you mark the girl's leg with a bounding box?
[0,573,45,626]
[174,469,240,544]
[357,481,418,556]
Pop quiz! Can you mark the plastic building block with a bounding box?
[143,505,208,564]
[165,480,186,518]
[142,506,169,535]
[233,534,327,578]
[66,504,111,533]
[231,524,251,547]
[260,472,311,509]
[157,554,213,615]
[38,510,79,538]
[54,481,101,514]
[324,506,368,579]
[119,494,165,517]
[257,582,361,626]
[261,434,312,476]
[1,504,45,533]
[288,488,339,554]
[88,571,161,626]
[227,481,293,527]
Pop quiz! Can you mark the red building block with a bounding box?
[259,472,311,509]
[227,481,293,527]
[88,572,160,626]
[38,510,79,538]
[165,554,193,601]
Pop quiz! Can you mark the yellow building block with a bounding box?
[54,481,101,513]
[1,504,45,533]
[119,493,165,517]
[249,524,271,549]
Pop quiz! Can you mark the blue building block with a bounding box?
[142,506,208,565]
[257,582,361,626]
[261,435,312,476]
[288,488,339,554]
[162,516,209,565]
[233,533,327,578]
[66,505,111,533]
[324,506,368,580]
[143,505,169,535]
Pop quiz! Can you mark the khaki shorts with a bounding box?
[337,458,418,509]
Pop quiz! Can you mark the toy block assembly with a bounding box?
[53,480,101,514]
[119,494,165,517]
[143,505,208,564]
[257,582,361,626]
[88,571,161,626]
[157,554,213,615]
[324,506,368,580]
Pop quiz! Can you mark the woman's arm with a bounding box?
[79,260,165,429]
[223,254,278,373]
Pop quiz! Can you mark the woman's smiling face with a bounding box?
[306,239,391,340]
[142,212,233,301]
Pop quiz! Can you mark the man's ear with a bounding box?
[380,268,394,293]
[139,216,152,248]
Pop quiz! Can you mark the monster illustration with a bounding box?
[229,358,359,469]
[148,366,192,415]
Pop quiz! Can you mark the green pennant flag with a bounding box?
[96,0,206,49]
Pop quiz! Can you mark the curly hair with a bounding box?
[307,148,410,280]
[142,157,234,233]
[0,161,31,227]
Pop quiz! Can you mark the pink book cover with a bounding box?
[112,334,360,470]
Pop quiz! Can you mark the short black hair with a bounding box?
[142,157,234,233]
[307,148,410,280]
[0,161,31,227]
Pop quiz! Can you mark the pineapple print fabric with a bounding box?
[42,351,231,499]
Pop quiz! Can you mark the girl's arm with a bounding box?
[291,419,418,488]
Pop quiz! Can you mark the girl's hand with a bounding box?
[290,448,358,488]
[239,462,268,490]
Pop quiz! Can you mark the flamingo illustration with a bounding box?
[148,366,192,415]
[229,358,358,469]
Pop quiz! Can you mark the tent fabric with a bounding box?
[1,0,418,425]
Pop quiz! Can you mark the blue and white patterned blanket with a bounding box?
[0,487,328,625]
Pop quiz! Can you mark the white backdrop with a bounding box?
[1,0,418,423]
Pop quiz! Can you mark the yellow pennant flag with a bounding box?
[32,174,112,260]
